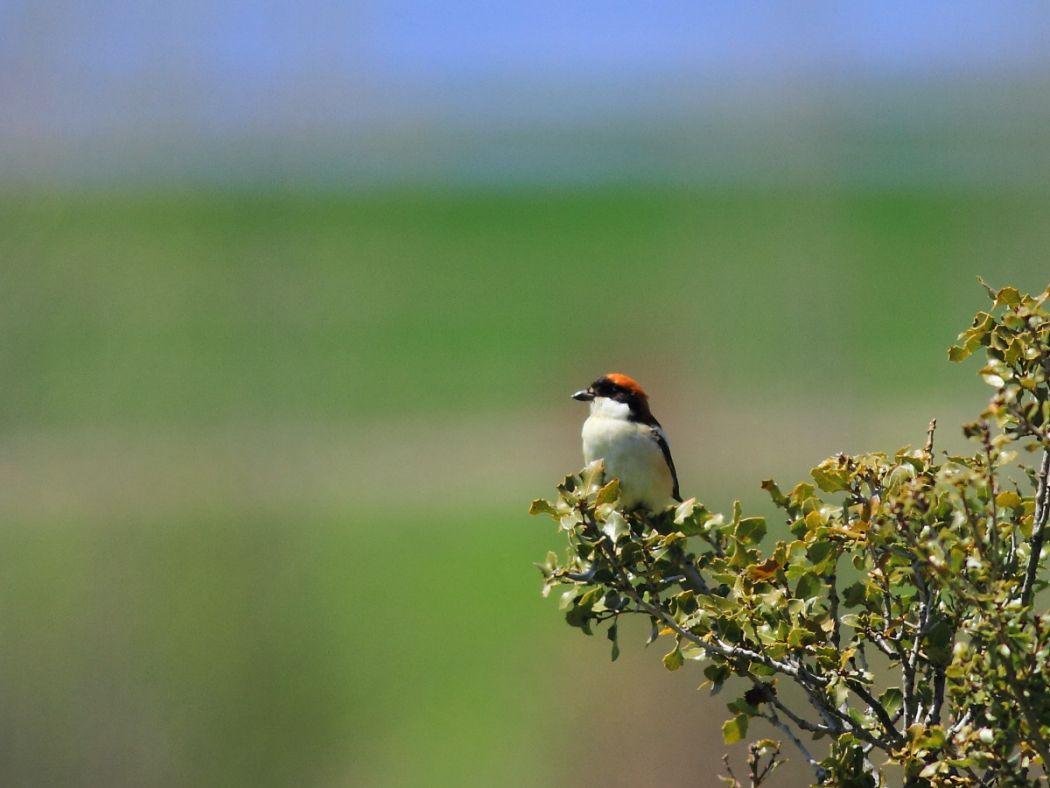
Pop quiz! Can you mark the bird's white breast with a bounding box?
[581,399,673,511]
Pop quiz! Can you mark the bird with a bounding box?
[572,372,682,513]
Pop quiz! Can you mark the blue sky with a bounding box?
[4,1,1049,134]
[3,1,1049,184]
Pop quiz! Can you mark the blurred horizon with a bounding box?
[5,2,1050,189]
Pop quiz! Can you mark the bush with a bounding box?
[532,281,1050,786]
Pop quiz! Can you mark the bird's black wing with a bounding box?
[650,425,682,503]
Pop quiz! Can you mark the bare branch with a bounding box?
[747,739,784,787]
[721,753,739,787]
[923,417,937,463]
[827,570,841,650]
[767,692,831,736]
[842,677,903,747]
[925,669,946,726]
[762,707,827,784]
[907,558,932,726]
[1021,445,1050,606]
[982,424,1000,557]
[947,709,972,739]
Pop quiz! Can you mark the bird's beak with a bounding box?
[572,389,595,402]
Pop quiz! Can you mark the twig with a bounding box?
[762,706,827,784]
[767,692,831,736]
[593,506,901,759]
[721,753,739,786]
[748,739,783,787]
[842,677,903,746]
[871,552,913,725]
[721,740,785,788]
[827,569,841,650]
[600,535,824,684]
[923,418,937,463]
[799,681,844,735]
[855,641,870,673]
[907,558,932,725]
[1021,445,1050,606]
[947,709,972,739]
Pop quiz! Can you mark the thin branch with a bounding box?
[747,739,783,787]
[924,669,946,726]
[947,709,972,738]
[762,707,827,784]
[799,681,844,735]
[596,534,826,686]
[855,641,870,673]
[591,505,899,759]
[827,569,841,650]
[753,682,831,736]
[1021,445,1050,606]
[871,553,913,725]
[907,557,932,726]
[923,418,937,463]
[721,753,739,787]
[842,677,903,746]
[982,424,1000,557]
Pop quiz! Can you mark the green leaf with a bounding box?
[601,510,629,542]
[735,516,766,545]
[761,479,788,506]
[996,286,1022,307]
[528,498,556,516]
[578,459,605,494]
[878,687,903,717]
[595,479,620,506]
[842,582,866,607]
[806,539,835,568]
[996,490,1022,510]
[919,762,942,779]
[565,604,591,630]
[607,623,620,662]
[794,572,824,602]
[840,613,863,629]
[731,499,742,526]
[811,458,850,493]
[703,663,731,690]
[674,498,711,536]
[885,463,916,491]
[663,645,684,671]
[722,714,748,745]
[674,497,697,523]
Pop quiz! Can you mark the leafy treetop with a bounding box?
[532,280,1050,786]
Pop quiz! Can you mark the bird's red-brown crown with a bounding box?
[603,373,648,399]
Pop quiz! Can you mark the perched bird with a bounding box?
[572,373,682,512]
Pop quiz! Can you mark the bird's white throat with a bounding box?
[588,396,632,421]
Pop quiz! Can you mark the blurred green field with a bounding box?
[2,186,1048,786]
[0,509,565,786]
[4,187,1049,429]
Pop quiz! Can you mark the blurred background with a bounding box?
[2,2,1050,785]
